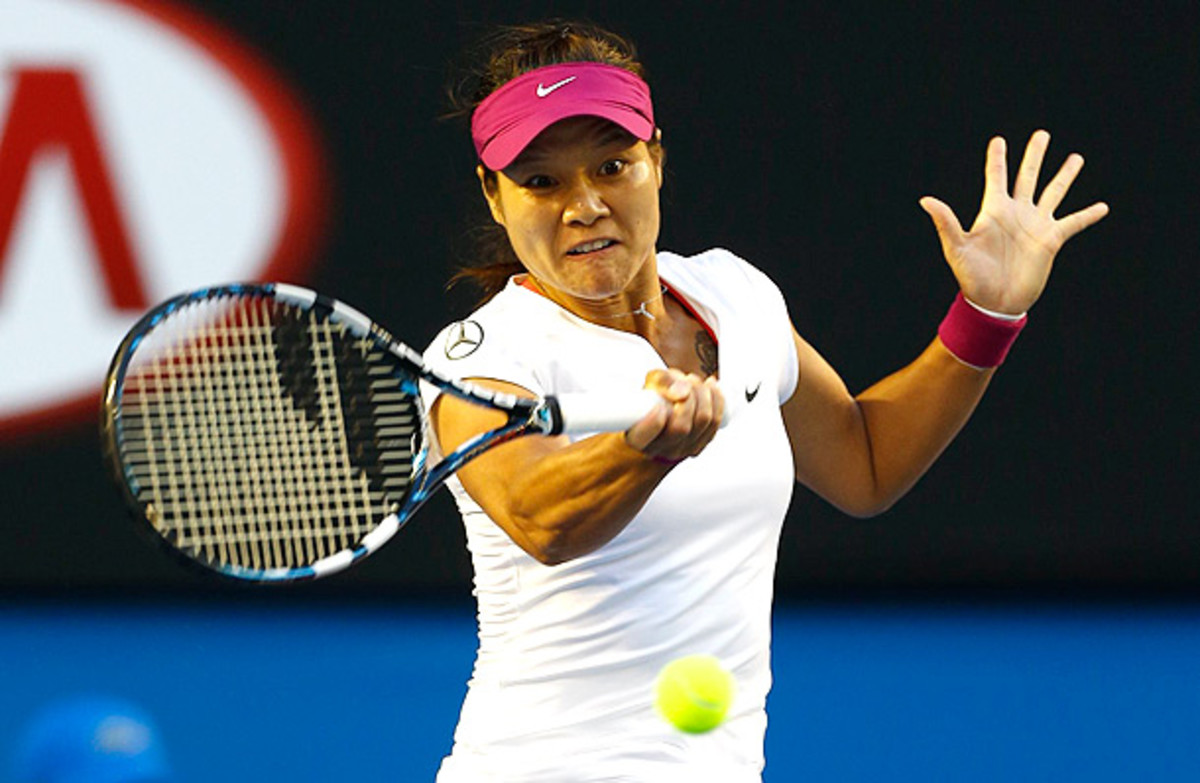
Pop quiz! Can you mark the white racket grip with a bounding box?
[552,389,665,435]
[551,384,739,435]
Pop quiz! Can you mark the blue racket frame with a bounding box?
[101,282,564,583]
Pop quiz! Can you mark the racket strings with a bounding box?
[116,294,419,573]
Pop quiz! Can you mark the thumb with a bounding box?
[624,399,669,453]
[919,196,965,261]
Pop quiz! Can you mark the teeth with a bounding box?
[569,239,613,255]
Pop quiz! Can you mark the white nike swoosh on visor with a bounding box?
[536,76,577,97]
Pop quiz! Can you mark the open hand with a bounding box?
[919,130,1109,314]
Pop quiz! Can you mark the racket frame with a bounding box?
[101,282,567,583]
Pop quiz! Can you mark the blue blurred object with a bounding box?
[13,696,171,783]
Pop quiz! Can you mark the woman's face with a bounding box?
[479,117,664,305]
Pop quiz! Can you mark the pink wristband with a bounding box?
[937,292,1028,368]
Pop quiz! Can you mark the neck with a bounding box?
[523,269,668,330]
[594,284,666,321]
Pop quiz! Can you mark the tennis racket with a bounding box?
[100,283,665,583]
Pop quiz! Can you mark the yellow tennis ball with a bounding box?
[654,654,735,733]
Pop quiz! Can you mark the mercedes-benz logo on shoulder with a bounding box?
[444,320,484,360]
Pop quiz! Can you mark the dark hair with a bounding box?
[446,20,661,303]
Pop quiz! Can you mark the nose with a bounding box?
[562,178,610,226]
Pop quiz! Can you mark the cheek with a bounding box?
[626,159,656,189]
[514,210,553,244]
[503,206,558,265]
[625,163,661,237]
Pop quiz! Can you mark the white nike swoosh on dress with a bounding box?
[536,76,577,97]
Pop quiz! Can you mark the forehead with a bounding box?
[511,117,639,166]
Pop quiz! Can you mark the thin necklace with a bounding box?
[596,284,668,321]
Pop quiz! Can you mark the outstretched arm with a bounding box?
[784,131,1108,516]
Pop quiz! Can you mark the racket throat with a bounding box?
[538,397,566,436]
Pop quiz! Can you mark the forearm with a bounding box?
[439,373,719,565]
[852,337,994,513]
[485,432,672,565]
[786,328,995,517]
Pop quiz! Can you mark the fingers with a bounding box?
[938,130,1106,234]
[982,135,1009,203]
[1014,129,1051,202]
[1056,201,1110,240]
[1037,152,1084,215]
[627,370,723,464]
[1016,131,1108,236]
[705,376,725,431]
[1011,131,1100,221]
[679,376,722,449]
[1030,137,1109,237]
[623,393,670,452]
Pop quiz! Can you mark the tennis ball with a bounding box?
[654,654,735,733]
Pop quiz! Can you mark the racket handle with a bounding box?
[548,385,739,436]
[549,389,665,435]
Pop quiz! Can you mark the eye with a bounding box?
[599,158,626,177]
[521,174,555,189]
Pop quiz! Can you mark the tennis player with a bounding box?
[421,21,1107,782]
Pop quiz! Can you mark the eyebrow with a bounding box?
[594,124,638,149]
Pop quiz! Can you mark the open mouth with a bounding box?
[566,239,618,256]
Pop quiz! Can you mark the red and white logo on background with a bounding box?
[0,0,327,440]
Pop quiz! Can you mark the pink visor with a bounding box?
[471,62,655,171]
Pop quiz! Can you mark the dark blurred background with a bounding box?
[1,2,1197,779]
[2,0,1195,599]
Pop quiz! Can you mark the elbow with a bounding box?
[505,512,592,566]
[522,536,598,567]
[813,480,901,519]
[501,490,641,566]
[798,456,908,519]
[523,536,574,566]
[837,497,897,519]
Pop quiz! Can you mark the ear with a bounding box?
[477,165,506,227]
[651,128,664,189]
